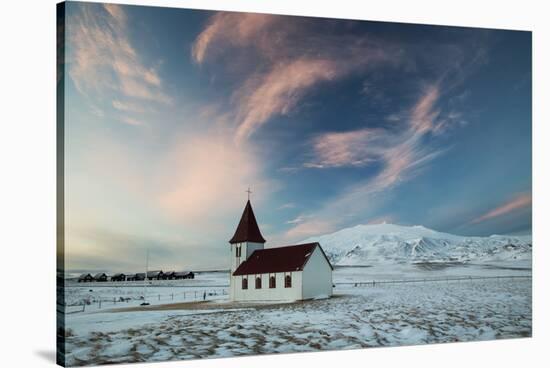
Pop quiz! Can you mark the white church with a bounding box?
[228,198,333,302]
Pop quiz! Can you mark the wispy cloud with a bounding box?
[286,215,308,224]
[471,193,532,224]
[277,203,296,210]
[234,58,340,143]
[192,13,399,144]
[112,100,150,114]
[68,4,171,110]
[305,128,390,169]
[119,116,144,126]
[192,13,277,64]
[283,84,449,240]
[307,83,445,182]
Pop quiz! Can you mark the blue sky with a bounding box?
[62,2,531,271]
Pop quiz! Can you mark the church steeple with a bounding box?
[229,200,266,244]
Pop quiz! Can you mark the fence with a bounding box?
[336,275,532,288]
[61,275,532,314]
[61,287,229,314]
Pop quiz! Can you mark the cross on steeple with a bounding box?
[245,187,252,201]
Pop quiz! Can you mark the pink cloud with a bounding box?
[307,128,388,168]
[307,85,444,187]
[192,13,277,64]
[234,58,340,143]
[410,85,441,134]
[471,193,532,224]
[68,4,171,105]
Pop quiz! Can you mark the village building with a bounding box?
[93,273,108,282]
[111,273,126,282]
[78,273,93,283]
[162,271,175,280]
[174,271,194,279]
[229,199,333,302]
[146,270,164,280]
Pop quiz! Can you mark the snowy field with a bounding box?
[62,272,229,313]
[61,264,532,366]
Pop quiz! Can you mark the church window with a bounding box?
[236,245,241,258]
[255,276,262,289]
[269,275,276,288]
[285,274,292,288]
[242,277,248,290]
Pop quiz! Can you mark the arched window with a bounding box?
[285,274,292,288]
[255,276,262,289]
[242,277,248,290]
[269,275,276,288]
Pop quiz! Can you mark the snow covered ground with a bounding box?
[62,265,532,366]
[63,272,228,313]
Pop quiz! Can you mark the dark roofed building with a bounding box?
[162,271,175,280]
[174,271,194,279]
[229,198,333,302]
[78,273,93,283]
[111,273,126,282]
[93,273,108,282]
[147,270,163,280]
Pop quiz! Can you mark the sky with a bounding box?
[60,2,532,272]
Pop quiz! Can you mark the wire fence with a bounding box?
[60,275,532,314]
[335,275,532,288]
[60,287,229,314]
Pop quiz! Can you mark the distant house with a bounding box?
[78,273,93,283]
[93,273,108,282]
[134,273,146,281]
[111,273,126,282]
[125,273,137,281]
[174,271,194,279]
[162,271,175,280]
[147,270,163,280]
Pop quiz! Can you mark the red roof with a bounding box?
[229,200,266,244]
[232,242,333,276]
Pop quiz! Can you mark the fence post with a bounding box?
[99,299,101,309]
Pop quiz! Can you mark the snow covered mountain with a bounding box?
[303,223,532,265]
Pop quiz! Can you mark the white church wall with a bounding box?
[301,246,333,299]
[229,242,266,301]
[233,271,302,301]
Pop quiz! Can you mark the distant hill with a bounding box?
[303,223,532,265]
